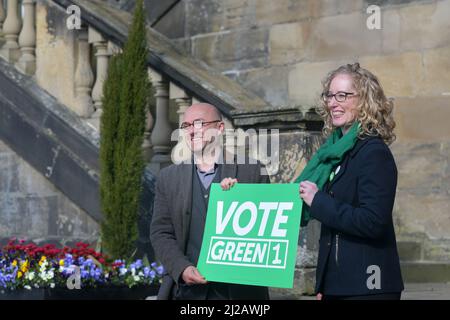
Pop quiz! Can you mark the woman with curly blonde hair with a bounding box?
[317,63,396,145]
[296,63,404,300]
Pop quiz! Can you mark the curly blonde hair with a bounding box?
[316,63,396,145]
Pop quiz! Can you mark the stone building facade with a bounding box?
[0,0,449,298]
[149,0,450,268]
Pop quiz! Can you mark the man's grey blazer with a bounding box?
[150,159,270,300]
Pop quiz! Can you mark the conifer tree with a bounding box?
[100,0,150,259]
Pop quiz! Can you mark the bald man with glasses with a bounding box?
[150,103,270,300]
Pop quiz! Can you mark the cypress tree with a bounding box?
[99,0,150,259]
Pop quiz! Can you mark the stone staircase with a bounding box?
[0,0,321,278]
[2,0,447,294]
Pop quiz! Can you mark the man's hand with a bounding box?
[220,177,238,191]
[299,180,319,207]
[181,266,207,285]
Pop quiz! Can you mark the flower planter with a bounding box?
[1,240,164,298]
[0,288,46,300]
[0,285,159,300]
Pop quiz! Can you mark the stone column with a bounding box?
[89,27,109,127]
[16,0,36,75]
[0,0,22,62]
[74,28,94,118]
[149,68,172,172]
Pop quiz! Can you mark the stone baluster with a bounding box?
[89,27,109,126]
[0,0,22,62]
[0,0,6,43]
[142,109,154,162]
[16,0,36,75]
[107,40,122,56]
[170,83,193,164]
[74,28,95,118]
[148,68,172,172]
[170,82,191,126]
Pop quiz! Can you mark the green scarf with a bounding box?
[295,122,360,226]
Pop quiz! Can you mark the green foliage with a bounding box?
[99,0,151,259]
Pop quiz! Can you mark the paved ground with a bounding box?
[401,283,450,300]
[146,283,450,300]
[293,283,450,300]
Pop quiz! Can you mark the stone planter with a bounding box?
[0,285,159,300]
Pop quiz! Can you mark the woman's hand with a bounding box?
[299,181,318,207]
[220,177,238,191]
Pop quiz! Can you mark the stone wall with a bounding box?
[154,0,450,262]
[0,140,99,247]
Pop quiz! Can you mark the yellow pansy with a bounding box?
[20,260,29,272]
[12,260,18,267]
[59,259,65,266]
[38,256,47,266]
[17,271,23,279]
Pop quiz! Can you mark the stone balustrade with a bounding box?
[0,0,224,172]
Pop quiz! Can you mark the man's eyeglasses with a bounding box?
[180,119,222,130]
[322,91,358,103]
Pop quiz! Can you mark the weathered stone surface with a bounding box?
[392,142,446,193]
[269,22,309,66]
[421,46,450,97]
[401,261,450,283]
[381,8,402,53]
[367,0,430,6]
[260,130,323,183]
[171,37,191,54]
[35,2,78,115]
[423,238,450,262]
[191,28,269,71]
[314,0,365,17]
[185,0,225,36]
[397,0,450,52]
[270,266,317,299]
[359,52,423,98]
[183,0,366,39]
[308,11,382,61]
[230,66,291,107]
[393,97,450,142]
[392,141,450,240]
[0,140,99,242]
[52,0,270,114]
[254,0,313,26]
[288,59,350,107]
[397,240,423,261]
[148,0,185,39]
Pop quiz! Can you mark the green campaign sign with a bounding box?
[197,183,302,288]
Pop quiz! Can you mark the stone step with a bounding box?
[397,241,423,261]
[401,261,450,283]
